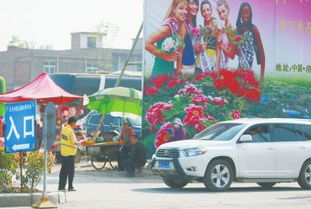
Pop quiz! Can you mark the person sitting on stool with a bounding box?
[117,120,135,171]
[122,135,146,177]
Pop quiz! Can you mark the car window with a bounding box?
[272,123,302,142]
[295,124,311,141]
[104,115,119,126]
[88,114,101,125]
[244,124,271,143]
[193,123,246,141]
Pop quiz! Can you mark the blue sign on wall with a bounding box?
[5,100,37,153]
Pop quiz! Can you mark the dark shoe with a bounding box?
[68,187,77,192]
[58,188,66,191]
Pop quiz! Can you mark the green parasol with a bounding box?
[87,87,142,116]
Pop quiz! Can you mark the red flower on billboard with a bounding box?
[177,78,186,85]
[213,79,226,90]
[195,123,207,133]
[228,79,240,94]
[167,78,178,87]
[211,97,228,107]
[150,74,170,88]
[192,94,208,107]
[178,84,201,96]
[235,35,243,42]
[245,89,261,102]
[193,72,207,82]
[145,102,172,131]
[209,71,218,79]
[155,122,173,148]
[232,110,241,119]
[144,86,158,96]
[184,104,204,126]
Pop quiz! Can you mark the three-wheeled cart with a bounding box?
[86,141,121,170]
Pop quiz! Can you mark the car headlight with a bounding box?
[183,148,207,157]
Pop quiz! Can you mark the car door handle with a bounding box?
[267,147,274,150]
[299,145,306,149]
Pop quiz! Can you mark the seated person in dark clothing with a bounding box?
[117,120,135,171]
[122,135,147,176]
[169,118,186,142]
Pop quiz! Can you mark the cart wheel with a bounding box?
[91,155,108,170]
[108,152,118,169]
[108,158,118,169]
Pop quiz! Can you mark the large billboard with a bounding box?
[143,0,311,156]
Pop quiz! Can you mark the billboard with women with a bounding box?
[142,0,311,156]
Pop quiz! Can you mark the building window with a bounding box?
[86,63,98,72]
[43,61,56,74]
[87,37,97,48]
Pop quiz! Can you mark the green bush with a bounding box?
[16,151,54,192]
[0,152,18,193]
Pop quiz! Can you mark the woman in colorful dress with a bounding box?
[145,0,188,78]
[180,0,199,75]
[200,0,218,71]
[187,0,199,27]
[236,2,265,81]
[216,0,235,69]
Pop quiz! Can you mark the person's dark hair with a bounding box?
[187,0,199,27]
[236,2,254,35]
[68,117,77,124]
[201,0,212,14]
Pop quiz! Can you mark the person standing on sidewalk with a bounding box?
[58,117,79,191]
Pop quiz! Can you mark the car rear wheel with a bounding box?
[203,159,233,192]
[257,182,276,188]
[162,176,188,188]
[298,160,311,190]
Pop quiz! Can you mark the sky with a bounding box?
[0,0,144,51]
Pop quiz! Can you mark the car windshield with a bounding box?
[192,123,246,141]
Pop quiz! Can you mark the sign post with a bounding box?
[33,102,57,209]
[5,100,36,153]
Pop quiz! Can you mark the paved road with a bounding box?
[48,164,311,209]
[5,164,311,209]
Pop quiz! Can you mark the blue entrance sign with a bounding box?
[5,100,36,153]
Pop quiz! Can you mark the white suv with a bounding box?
[151,118,311,191]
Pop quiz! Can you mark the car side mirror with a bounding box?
[239,134,252,143]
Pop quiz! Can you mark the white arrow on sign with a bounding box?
[12,143,30,151]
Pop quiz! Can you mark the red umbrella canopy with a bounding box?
[0,73,83,104]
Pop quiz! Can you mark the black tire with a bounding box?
[107,151,118,169]
[298,160,311,190]
[91,155,108,170]
[162,176,188,188]
[257,182,276,188]
[203,159,233,192]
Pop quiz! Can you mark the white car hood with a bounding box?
[158,139,229,150]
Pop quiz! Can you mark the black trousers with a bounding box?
[58,155,75,189]
[117,146,131,170]
[122,159,145,175]
[122,159,135,175]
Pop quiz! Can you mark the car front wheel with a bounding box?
[298,160,311,190]
[203,159,233,192]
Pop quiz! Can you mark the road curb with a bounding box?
[0,192,66,207]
